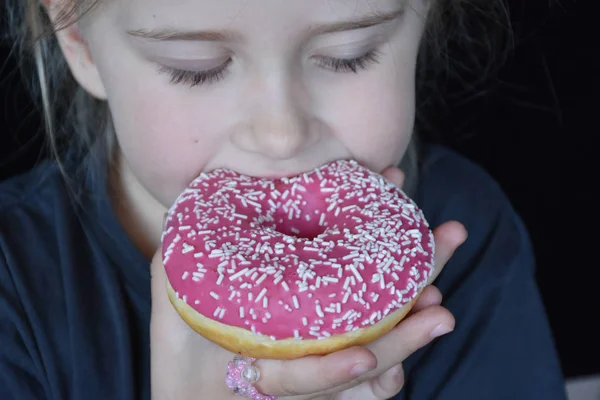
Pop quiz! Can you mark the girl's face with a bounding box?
[72,0,427,214]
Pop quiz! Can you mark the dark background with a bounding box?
[1,0,598,380]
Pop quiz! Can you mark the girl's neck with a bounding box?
[108,149,167,260]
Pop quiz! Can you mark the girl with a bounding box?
[1,0,567,399]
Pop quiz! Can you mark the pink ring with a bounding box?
[226,356,279,400]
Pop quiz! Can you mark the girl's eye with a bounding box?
[158,58,233,87]
[159,49,381,88]
[315,49,382,73]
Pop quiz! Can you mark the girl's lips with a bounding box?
[205,158,380,181]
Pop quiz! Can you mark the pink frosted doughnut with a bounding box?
[162,160,435,359]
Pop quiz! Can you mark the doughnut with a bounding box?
[161,160,435,360]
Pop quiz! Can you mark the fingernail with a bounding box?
[430,324,453,338]
[350,363,373,377]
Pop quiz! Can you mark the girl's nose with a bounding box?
[232,71,318,161]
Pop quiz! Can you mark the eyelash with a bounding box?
[158,58,232,87]
[315,49,382,73]
[159,49,382,88]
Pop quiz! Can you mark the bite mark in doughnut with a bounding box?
[162,160,435,356]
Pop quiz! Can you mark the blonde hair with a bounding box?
[4,0,511,195]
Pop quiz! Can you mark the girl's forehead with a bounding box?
[119,0,404,28]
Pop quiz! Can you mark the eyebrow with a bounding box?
[126,9,404,42]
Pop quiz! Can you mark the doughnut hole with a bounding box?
[271,208,327,239]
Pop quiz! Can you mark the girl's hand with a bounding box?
[150,167,467,400]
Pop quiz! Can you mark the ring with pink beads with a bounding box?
[226,355,279,400]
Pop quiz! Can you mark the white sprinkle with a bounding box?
[342,292,351,304]
[182,271,189,280]
[229,268,249,281]
[182,243,195,254]
[292,295,300,309]
[316,303,325,318]
[209,292,219,300]
[302,317,308,326]
[213,307,221,317]
[239,307,245,318]
[262,296,268,308]
[192,275,203,282]
[326,201,337,212]
[255,288,267,303]
[256,273,268,285]
[344,276,350,290]
[216,274,224,285]
[281,281,290,292]
[219,308,226,319]
[349,264,364,282]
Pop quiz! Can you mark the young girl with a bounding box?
[1,0,567,399]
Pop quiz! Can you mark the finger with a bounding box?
[320,306,454,397]
[429,221,468,283]
[255,346,377,397]
[150,250,170,314]
[366,305,455,372]
[337,364,404,400]
[408,285,442,316]
[150,250,194,340]
[381,166,405,188]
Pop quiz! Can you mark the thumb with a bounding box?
[365,305,455,371]
[381,166,405,188]
[151,212,181,319]
[429,221,468,284]
[150,248,193,344]
[150,249,169,311]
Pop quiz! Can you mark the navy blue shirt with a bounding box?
[0,145,567,399]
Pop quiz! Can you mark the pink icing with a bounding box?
[161,160,434,341]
